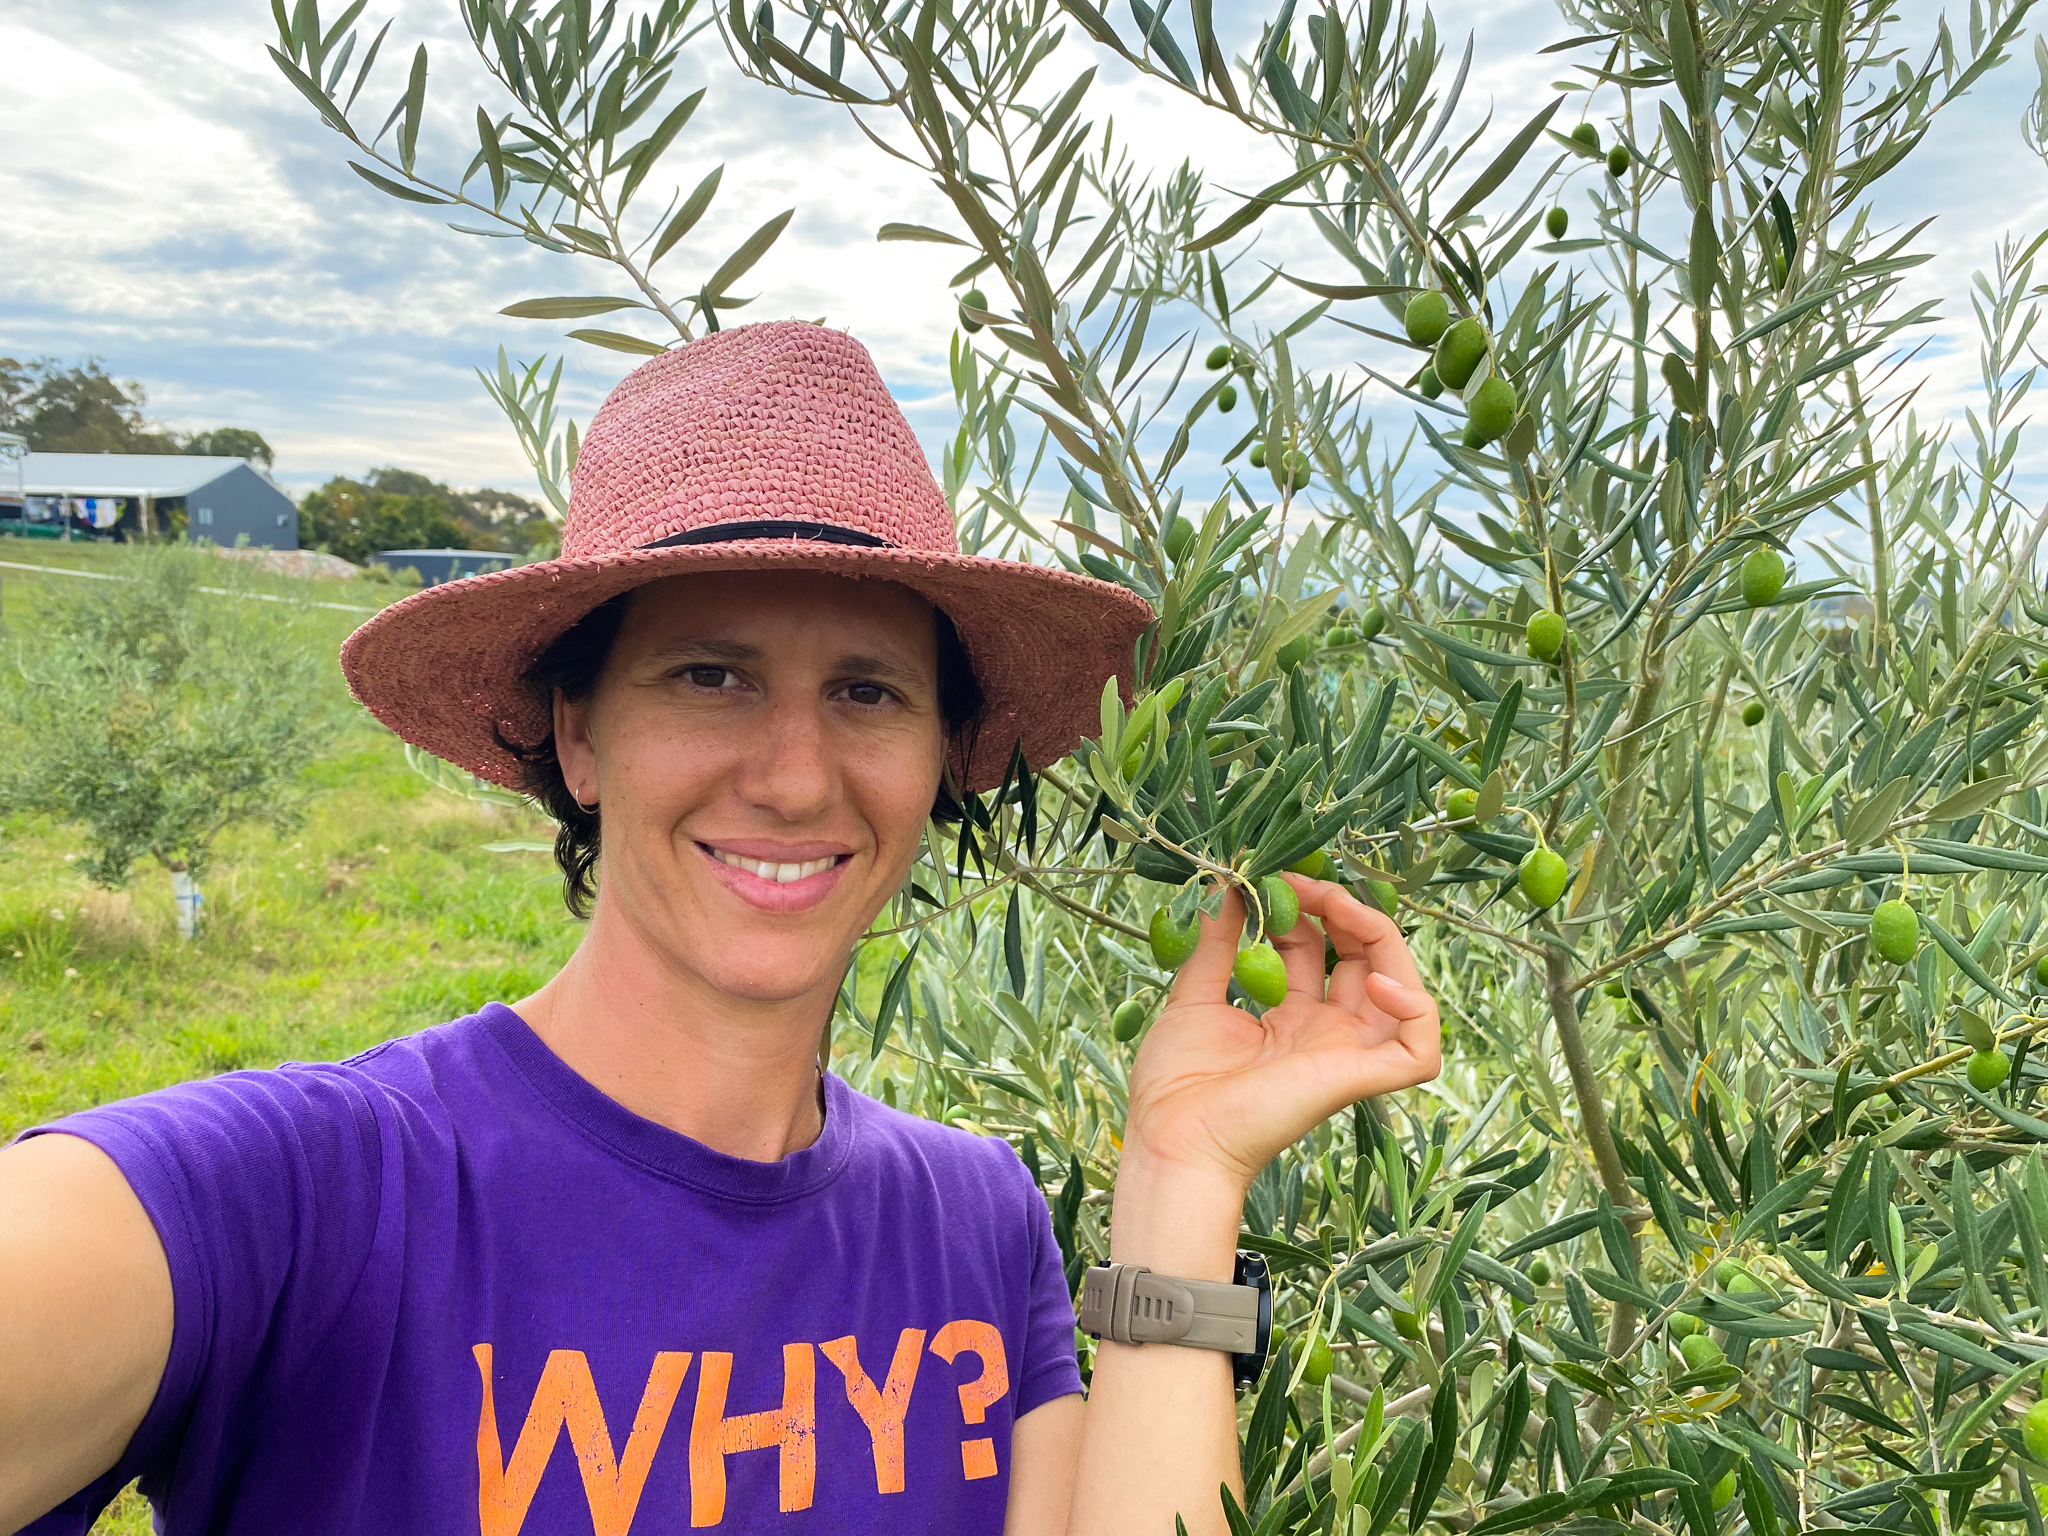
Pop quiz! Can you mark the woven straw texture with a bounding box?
[339,321,1153,793]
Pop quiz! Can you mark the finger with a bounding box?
[1272,910,1329,999]
[1365,971,1443,1082]
[1292,876,1426,993]
[1167,885,1245,1005]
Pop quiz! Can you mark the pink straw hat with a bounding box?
[339,321,1154,793]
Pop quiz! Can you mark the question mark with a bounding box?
[928,1320,1010,1480]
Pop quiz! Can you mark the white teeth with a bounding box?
[713,850,838,883]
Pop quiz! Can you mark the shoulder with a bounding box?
[833,1079,1040,1204]
[19,1008,516,1198]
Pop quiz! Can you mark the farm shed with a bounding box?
[0,453,298,548]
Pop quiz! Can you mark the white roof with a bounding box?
[379,548,514,558]
[15,453,260,498]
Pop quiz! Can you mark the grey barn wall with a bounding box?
[188,464,297,550]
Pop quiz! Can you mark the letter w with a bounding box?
[473,1343,691,1536]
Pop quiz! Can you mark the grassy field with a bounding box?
[1,540,584,1532]
[0,539,585,1140]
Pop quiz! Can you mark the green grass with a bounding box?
[1,546,583,1143]
[0,544,585,1533]
[0,534,407,616]
[0,726,583,1136]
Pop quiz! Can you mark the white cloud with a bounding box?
[2,0,2044,513]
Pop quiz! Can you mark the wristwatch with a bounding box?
[1078,1251,1272,1389]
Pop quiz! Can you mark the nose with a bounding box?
[736,692,837,822]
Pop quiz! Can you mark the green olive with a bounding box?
[1149,908,1200,970]
[1288,849,1336,880]
[1525,610,1567,662]
[1405,291,1452,347]
[1434,318,1489,391]
[1968,1048,2011,1092]
[1112,998,1148,1042]
[1679,1333,1726,1371]
[2022,1398,2048,1463]
[1259,875,1301,937]
[1741,546,1788,607]
[1273,448,1313,494]
[1519,846,1569,909]
[1304,1334,1335,1385]
[1869,899,1919,966]
[1234,942,1290,1007]
[1466,375,1518,445]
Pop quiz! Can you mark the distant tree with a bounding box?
[0,357,180,455]
[0,357,274,467]
[183,427,275,468]
[298,468,560,565]
[297,477,470,565]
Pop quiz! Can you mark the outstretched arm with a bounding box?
[1057,873,1443,1536]
[0,1133,172,1533]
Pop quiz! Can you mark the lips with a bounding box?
[697,842,853,914]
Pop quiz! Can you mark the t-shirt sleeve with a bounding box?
[14,1061,385,1527]
[1005,1146,1084,1415]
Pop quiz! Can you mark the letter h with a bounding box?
[688,1343,816,1526]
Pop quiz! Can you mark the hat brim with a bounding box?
[339,538,1156,794]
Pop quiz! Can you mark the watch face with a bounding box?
[1232,1252,1273,1390]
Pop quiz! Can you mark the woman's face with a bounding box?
[555,570,947,1008]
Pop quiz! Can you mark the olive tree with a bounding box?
[281,0,2048,1531]
[0,547,338,935]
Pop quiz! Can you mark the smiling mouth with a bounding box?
[706,848,847,884]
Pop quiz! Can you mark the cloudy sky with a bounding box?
[5,0,2047,510]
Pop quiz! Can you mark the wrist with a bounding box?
[1108,1148,1247,1281]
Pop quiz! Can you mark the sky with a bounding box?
[4,0,2047,514]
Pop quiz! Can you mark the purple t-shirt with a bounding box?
[21,1003,1082,1534]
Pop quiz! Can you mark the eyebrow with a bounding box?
[645,638,765,665]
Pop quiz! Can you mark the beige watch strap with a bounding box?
[1078,1262,1262,1353]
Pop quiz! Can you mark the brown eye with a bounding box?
[685,666,733,689]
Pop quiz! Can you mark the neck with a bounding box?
[512,902,837,1163]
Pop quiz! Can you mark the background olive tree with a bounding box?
[0,546,340,935]
[281,0,2048,1531]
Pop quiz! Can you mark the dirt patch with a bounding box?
[73,889,149,953]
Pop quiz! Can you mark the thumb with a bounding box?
[1167,885,1245,1005]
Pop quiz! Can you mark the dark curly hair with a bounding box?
[504,590,985,918]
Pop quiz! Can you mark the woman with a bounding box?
[0,322,1441,1535]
